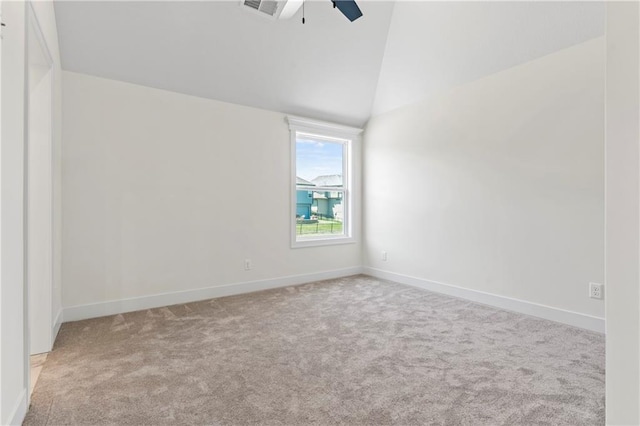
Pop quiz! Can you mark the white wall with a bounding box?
[605,2,640,424]
[27,0,63,353]
[61,71,361,313]
[27,53,54,355]
[31,0,64,348]
[364,38,605,325]
[0,0,62,423]
[1,2,28,423]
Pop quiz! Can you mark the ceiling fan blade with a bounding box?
[333,0,363,22]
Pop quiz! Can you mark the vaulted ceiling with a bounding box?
[54,1,605,127]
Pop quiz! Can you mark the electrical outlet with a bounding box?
[381,251,388,261]
[244,259,252,271]
[589,282,603,300]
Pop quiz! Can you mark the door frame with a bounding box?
[24,0,55,398]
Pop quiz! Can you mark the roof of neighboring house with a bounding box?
[311,175,343,187]
[296,177,315,186]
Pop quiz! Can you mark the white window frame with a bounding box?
[288,115,362,248]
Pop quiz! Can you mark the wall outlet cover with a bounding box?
[589,282,603,300]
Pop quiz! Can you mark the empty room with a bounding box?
[1,0,639,425]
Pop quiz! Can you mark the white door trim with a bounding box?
[24,2,55,407]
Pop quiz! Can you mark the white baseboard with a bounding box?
[61,265,605,333]
[62,267,364,323]
[7,389,27,426]
[363,267,605,333]
[53,309,63,341]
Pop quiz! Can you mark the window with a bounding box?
[288,116,361,248]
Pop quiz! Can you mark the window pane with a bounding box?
[295,190,344,237]
[296,138,343,188]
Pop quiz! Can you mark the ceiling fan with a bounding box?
[331,0,363,22]
[242,0,363,23]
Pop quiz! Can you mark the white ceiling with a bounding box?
[54,0,395,127]
[372,1,605,116]
[54,1,605,127]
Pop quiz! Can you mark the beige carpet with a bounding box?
[25,275,605,425]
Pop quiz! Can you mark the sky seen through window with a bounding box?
[296,139,343,182]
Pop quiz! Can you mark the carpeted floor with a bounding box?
[25,275,605,425]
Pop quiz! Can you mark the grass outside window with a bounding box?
[296,219,343,236]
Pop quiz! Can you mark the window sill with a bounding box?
[291,236,356,249]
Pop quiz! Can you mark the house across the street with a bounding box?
[296,175,343,220]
